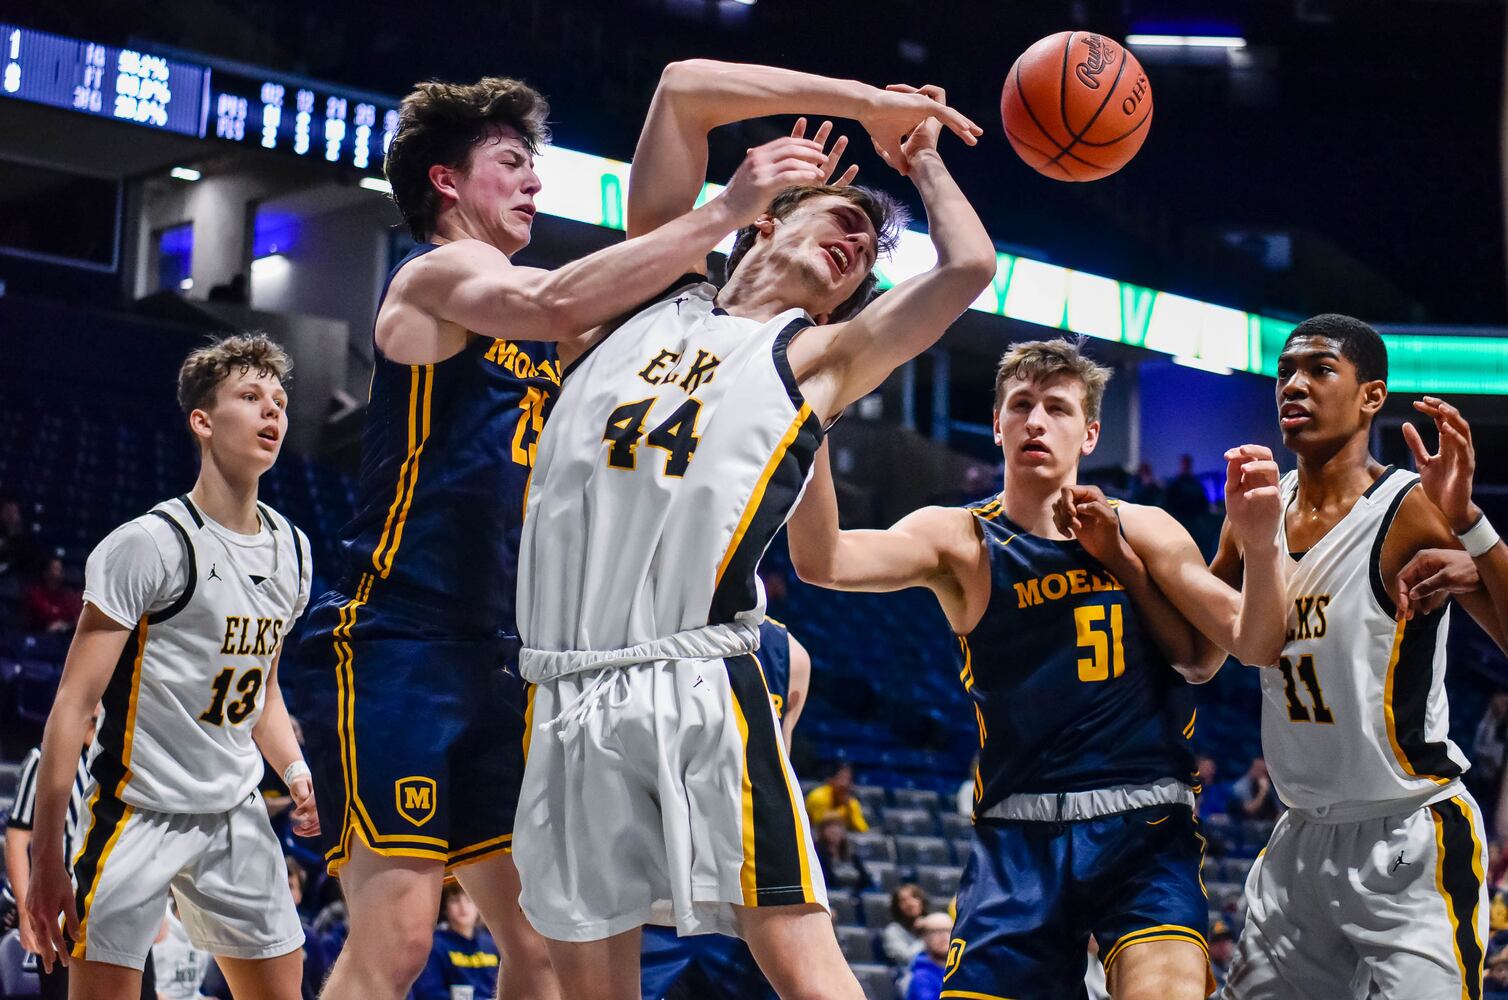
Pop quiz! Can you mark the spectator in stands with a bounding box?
[1195,754,1231,819]
[23,557,82,632]
[804,761,869,832]
[882,884,930,967]
[1474,692,1508,806]
[813,817,872,891]
[903,912,953,1000]
[0,498,41,584]
[1129,461,1163,507]
[413,883,501,1000]
[1230,755,1282,821]
[1486,889,1508,998]
[150,902,210,1000]
[1165,454,1212,525]
[285,856,329,997]
[1208,918,1235,988]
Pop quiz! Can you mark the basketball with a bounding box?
[1001,31,1153,181]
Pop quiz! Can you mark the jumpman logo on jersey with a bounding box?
[1389,852,1411,874]
[207,564,222,582]
[673,295,690,314]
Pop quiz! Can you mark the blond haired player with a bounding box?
[25,335,316,1000]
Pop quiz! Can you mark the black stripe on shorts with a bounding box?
[726,653,811,906]
[1431,796,1485,1000]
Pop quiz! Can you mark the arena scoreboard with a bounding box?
[0,24,208,136]
[0,24,397,172]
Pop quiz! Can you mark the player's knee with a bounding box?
[350,921,434,987]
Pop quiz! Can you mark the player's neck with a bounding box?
[190,461,262,535]
[718,270,819,325]
[1293,433,1386,513]
[1002,475,1074,541]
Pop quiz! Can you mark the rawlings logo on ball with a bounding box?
[1074,34,1117,90]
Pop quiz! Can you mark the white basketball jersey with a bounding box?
[90,497,310,814]
[517,279,823,662]
[1262,467,1467,821]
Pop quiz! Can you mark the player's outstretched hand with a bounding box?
[23,854,78,973]
[1397,548,1480,620]
[790,118,859,187]
[1224,445,1282,549]
[289,775,321,838]
[1404,396,1480,533]
[1053,485,1130,570]
[860,84,981,175]
[721,136,830,226]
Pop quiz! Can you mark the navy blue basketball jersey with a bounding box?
[759,618,791,717]
[339,243,560,631]
[961,496,1197,814]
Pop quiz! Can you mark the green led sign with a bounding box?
[533,144,1508,395]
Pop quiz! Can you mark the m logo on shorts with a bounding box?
[395,776,438,827]
[943,937,966,981]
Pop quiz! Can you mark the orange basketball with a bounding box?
[1001,31,1153,181]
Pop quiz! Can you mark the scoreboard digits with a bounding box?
[0,23,396,174]
[0,24,206,136]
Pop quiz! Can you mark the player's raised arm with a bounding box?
[398,135,829,347]
[1394,397,1508,650]
[627,60,981,243]
[789,92,997,424]
[788,441,980,630]
[24,604,132,971]
[1124,447,1288,668]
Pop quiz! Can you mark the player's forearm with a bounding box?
[657,60,874,135]
[1109,551,1220,682]
[5,828,31,906]
[1232,537,1287,666]
[1462,507,1508,654]
[522,196,743,336]
[251,678,304,777]
[30,697,94,863]
[908,151,996,273]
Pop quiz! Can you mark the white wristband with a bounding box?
[1459,515,1501,559]
[282,760,312,789]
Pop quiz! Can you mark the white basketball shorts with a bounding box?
[69,784,303,969]
[514,652,827,942]
[1225,790,1486,1000]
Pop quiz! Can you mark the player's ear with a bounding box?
[187,407,213,444]
[992,409,1004,447]
[428,163,461,204]
[1081,420,1100,457]
[753,214,777,238]
[1359,379,1387,418]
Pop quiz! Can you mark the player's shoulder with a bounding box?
[1390,473,1454,546]
[901,503,978,538]
[97,507,189,562]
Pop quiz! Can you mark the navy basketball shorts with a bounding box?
[640,925,777,1000]
[942,803,1210,1000]
[292,585,526,876]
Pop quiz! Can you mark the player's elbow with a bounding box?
[1175,653,1225,685]
[659,59,722,97]
[789,548,838,589]
[1236,635,1284,668]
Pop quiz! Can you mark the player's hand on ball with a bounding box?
[860,83,981,175]
[790,118,859,187]
[289,775,321,838]
[1223,445,1281,548]
[23,854,79,973]
[1396,548,1480,620]
[1403,397,1480,533]
[721,136,830,225]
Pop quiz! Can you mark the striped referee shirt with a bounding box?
[8,744,92,877]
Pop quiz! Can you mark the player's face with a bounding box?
[202,369,288,474]
[1274,335,1384,455]
[994,374,1099,483]
[450,128,540,254]
[761,195,876,321]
